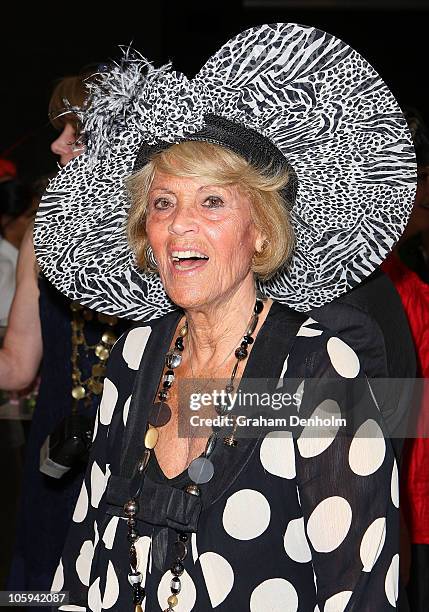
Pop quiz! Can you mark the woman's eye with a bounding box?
[153,198,173,210]
[203,196,224,209]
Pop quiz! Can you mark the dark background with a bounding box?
[1,0,428,181]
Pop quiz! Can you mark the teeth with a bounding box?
[171,250,209,261]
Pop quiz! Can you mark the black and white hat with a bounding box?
[34,23,416,321]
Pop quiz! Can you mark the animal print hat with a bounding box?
[34,23,416,321]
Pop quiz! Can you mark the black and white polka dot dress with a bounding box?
[52,302,400,611]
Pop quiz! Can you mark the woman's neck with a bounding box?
[183,280,269,372]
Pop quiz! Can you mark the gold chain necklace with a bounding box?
[70,302,118,413]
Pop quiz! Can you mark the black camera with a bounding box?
[39,413,93,478]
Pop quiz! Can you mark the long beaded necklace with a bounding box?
[123,297,264,611]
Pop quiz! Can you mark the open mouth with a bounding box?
[170,249,209,271]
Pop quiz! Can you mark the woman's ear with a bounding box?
[255,232,268,254]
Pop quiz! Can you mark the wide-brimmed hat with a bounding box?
[34,23,416,321]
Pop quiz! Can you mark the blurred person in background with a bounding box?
[382,107,429,612]
[1,68,130,602]
[0,179,39,326]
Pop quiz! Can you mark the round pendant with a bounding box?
[102,330,117,345]
[98,347,110,361]
[71,385,86,400]
[148,402,172,427]
[187,457,214,484]
[144,426,159,449]
[165,350,182,369]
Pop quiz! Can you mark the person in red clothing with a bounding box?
[382,107,429,612]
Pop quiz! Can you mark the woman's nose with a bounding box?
[168,204,199,235]
[50,135,71,155]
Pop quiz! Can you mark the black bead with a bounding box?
[175,337,184,351]
[174,540,187,560]
[127,517,136,527]
[159,390,168,401]
[254,299,264,314]
[127,530,139,543]
[132,584,146,604]
[163,380,172,389]
[235,347,248,360]
[129,545,137,569]
[171,561,184,576]
[243,335,254,344]
[124,499,139,516]
[241,340,248,348]
[179,532,189,542]
[166,370,174,377]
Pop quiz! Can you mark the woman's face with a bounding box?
[50,123,83,167]
[145,171,265,310]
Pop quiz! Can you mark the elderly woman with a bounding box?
[35,24,415,612]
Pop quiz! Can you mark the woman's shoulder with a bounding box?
[108,308,181,372]
[270,301,362,379]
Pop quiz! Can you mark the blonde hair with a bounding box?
[127,141,295,280]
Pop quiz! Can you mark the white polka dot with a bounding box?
[327,337,360,378]
[93,520,99,548]
[92,411,99,442]
[323,590,352,612]
[223,489,271,540]
[123,396,132,427]
[297,399,341,458]
[391,461,399,508]
[250,578,298,612]
[136,536,152,579]
[295,381,304,412]
[199,552,234,607]
[51,558,64,591]
[58,607,86,611]
[385,554,399,607]
[88,577,102,612]
[260,431,296,479]
[102,516,119,550]
[76,540,94,586]
[191,532,199,562]
[348,419,386,476]
[102,561,119,609]
[307,496,352,553]
[73,481,88,523]
[284,517,312,563]
[123,327,152,370]
[297,318,323,337]
[360,517,386,572]
[276,355,289,388]
[158,569,196,611]
[90,462,109,508]
[99,378,118,426]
